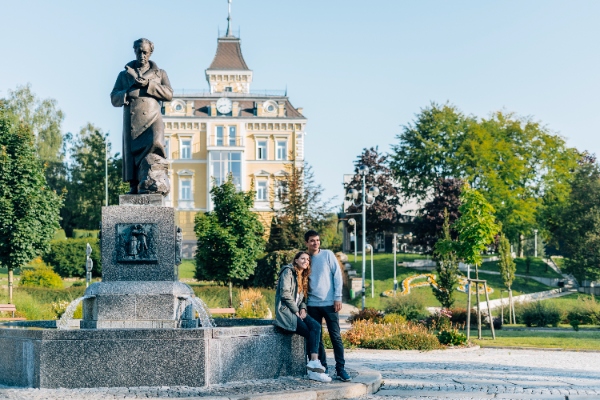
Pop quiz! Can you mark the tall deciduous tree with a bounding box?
[545,156,600,281]
[267,161,333,251]
[344,147,402,243]
[390,103,578,251]
[3,84,64,162]
[432,209,459,309]
[414,178,462,250]
[195,176,265,305]
[62,124,127,234]
[0,106,62,302]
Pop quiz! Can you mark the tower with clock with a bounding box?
[161,2,308,257]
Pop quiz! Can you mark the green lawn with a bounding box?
[179,259,196,279]
[346,253,553,310]
[479,257,562,279]
[472,328,600,351]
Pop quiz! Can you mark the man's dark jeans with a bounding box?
[307,305,345,371]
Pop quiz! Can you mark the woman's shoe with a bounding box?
[307,371,332,382]
[306,360,325,373]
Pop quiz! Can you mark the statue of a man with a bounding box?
[111,38,173,195]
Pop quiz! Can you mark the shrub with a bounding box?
[518,301,562,327]
[382,313,407,325]
[384,294,429,321]
[253,249,298,289]
[449,307,478,327]
[235,288,271,319]
[437,329,468,346]
[344,320,441,350]
[566,296,600,330]
[347,307,384,324]
[54,229,67,240]
[19,259,63,289]
[422,309,452,331]
[43,238,101,278]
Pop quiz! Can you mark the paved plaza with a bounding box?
[348,347,600,399]
[1,347,598,399]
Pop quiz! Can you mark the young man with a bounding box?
[305,230,352,382]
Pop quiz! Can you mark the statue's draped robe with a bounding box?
[111,60,173,183]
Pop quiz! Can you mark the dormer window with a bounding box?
[263,101,278,114]
[175,104,183,111]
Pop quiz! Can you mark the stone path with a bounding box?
[346,347,600,399]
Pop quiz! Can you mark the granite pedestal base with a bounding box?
[80,281,198,329]
[0,324,305,388]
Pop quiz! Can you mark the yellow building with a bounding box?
[163,30,307,256]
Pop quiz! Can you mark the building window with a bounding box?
[164,139,170,159]
[275,180,287,201]
[211,151,242,190]
[257,140,267,160]
[181,139,191,159]
[229,126,237,146]
[180,178,192,200]
[175,104,183,111]
[216,126,224,146]
[225,87,232,92]
[256,180,267,201]
[276,140,287,160]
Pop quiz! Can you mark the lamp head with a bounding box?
[358,165,369,176]
[348,218,356,226]
[368,186,380,197]
[346,188,359,200]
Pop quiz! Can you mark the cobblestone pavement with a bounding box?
[346,347,600,399]
[0,368,359,399]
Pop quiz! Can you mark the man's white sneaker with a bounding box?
[307,370,332,382]
[306,360,325,373]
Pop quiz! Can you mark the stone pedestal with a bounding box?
[81,194,193,329]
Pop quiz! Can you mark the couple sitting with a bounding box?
[274,230,351,383]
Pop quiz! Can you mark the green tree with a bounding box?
[267,161,333,251]
[454,184,500,274]
[545,157,600,281]
[390,103,578,252]
[344,147,403,243]
[0,106,62,302]
[432,209,459,309]
[195,176,265,305]
[498,233,516,323]
[3,84,64,162]
[62,123,127,234]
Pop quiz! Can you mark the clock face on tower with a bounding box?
[216,97,233,114]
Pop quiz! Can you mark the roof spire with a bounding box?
[226,0,233,37]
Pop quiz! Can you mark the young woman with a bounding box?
[274,251,331,382]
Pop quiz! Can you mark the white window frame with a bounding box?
[229,126,237,146]
[180,139,192,159]
[276,139,287,160]
[256,139,268,160]
[256,180,268,201]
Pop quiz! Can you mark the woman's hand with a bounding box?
[299,309,307,319]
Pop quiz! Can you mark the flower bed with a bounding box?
[382,273,493,297]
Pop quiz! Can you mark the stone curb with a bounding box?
[187,365,382,400]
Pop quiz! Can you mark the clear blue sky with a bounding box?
[1,1,599,204]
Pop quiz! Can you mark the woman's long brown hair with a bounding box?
[293,251,311,296]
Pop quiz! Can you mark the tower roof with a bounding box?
[207,37,250,71]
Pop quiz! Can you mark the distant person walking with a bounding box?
[305,230,352,382]
[274,251,331,382]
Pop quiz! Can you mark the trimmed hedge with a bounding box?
[43,238,101,278]
[253,249,298,288]
[72,229,99,239]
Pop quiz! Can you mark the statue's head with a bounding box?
[133,38,154,67]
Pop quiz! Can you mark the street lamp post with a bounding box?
[393,233,398,295]
[533,229,538,258]
[346,165,379,310]
[348,218,357,263]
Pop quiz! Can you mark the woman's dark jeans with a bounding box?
[294,314,321,355]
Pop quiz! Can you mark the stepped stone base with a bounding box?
[0,325,304,388]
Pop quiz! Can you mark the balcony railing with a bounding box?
[173,89,287,97]
[208,135,244,147]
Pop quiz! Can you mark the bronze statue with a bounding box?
[111,38,173,195]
